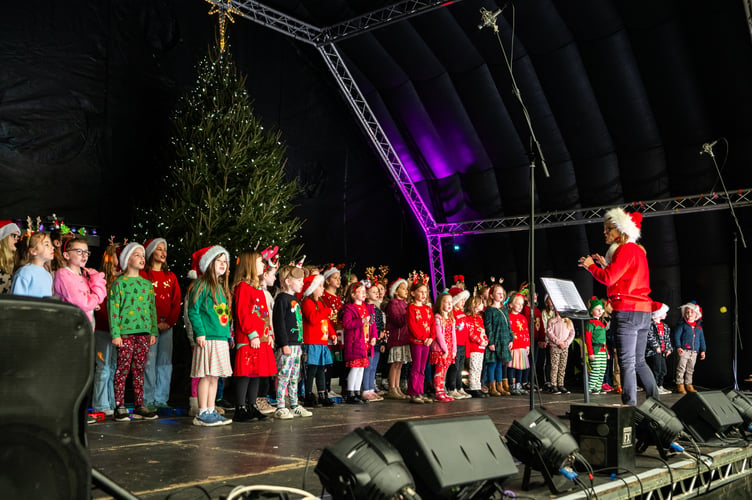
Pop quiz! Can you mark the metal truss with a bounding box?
[317,0,464,46]
[227,1,321,44]
[431,189,752,236]
[426,234,446,297]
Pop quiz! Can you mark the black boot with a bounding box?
[249,405,268,421]
[304,393,319,408]
[318,391,335,407]
[234,405,252,422]
[346,391,364,405]
[355,391,368,404]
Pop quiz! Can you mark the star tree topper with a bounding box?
[206,0,240,51]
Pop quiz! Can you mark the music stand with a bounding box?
[540,278,591,403]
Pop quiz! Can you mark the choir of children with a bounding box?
[3,224,712,421]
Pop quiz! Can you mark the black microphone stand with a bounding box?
[702,140,746,389]
[480,5,551,410]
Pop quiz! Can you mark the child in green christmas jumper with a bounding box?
[187,245,234,427]
[110,243,159,422]
[586,297,609,394]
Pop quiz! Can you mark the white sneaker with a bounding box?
[274,408,293,420]
[448,390,462,399]
[328,391,342,399]
[256,397,276,415]
[291,406,312,417]
[658,386,672,395]
[458,389,472,399]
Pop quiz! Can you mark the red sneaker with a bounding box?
[601,383,614,392]
[615,387,622,394]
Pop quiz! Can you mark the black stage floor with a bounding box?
[88,389,752,499]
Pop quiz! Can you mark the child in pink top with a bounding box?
[53,237,107,329]
[430,293,456,402]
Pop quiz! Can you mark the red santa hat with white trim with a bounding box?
[651,301,669,319]
[679,301,703,320]
[302,273,325,297]
[0,220,20,241]
[389,278,408,298]
[448,286,470,306]
[191,245,230,276]
[605,207,643,242]
[143,238,166,261]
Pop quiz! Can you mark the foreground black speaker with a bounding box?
[671,391,743,442]
[0,296,94,500]
[384,416,517,499]
[570,403,635,470]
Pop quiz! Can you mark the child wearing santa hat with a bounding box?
[301,273,336,407]
[139,238,181,410]
[647,302,673,395]
[109,242,159,422]
[186,245,233,426]
[0,221,21,294]
[673,301,706,394]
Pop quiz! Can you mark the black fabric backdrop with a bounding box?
[1,0,751,388]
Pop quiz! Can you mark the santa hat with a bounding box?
[605,208,642,242]
[588,296,605,314]
[0,220,20,241]
[680,301,703,320]
[118,242,145,271]
[323,264,342,280]
[448,286,470,306]
[302,274,325,297]
[389,278,408,298]
[651,301,669,319]
[143,238,166,261]
[191,245,230,275]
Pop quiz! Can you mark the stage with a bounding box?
[88,390,752,499]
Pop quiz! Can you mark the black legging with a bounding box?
[306,364,327,395]
[235,376,260,407]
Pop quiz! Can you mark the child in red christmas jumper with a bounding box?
[301,273,336,407]
[464,295,488,398]
[256,245,279,415]
[140,238,181,410]
[232,250,277,422]
[406,272,434,404]
[385,278,410,400]
[447,286,471,399]
[430,292,457,402]
[341,280,377,404]
[109,242,159,422]
[585,297,609,394]
[507,292,530,395]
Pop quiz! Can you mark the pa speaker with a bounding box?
[671,391,743,442]
[570,403,635,470]
[0,296,94,500]
[384,416,517,499]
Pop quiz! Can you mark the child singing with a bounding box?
[430,292,456,402]
[301,273,335,407]
[406,272,433,404]
[341,280,377,404]
[11,232,54,297]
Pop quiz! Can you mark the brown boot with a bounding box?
[488,381,501,397]
[686,384,697,393]
[676,384,686,394]
[497,380,511,396]
[502,379,510,393]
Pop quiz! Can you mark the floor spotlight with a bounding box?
[314,426,418,500]
[505,408,580,494]
[634,397,685,459]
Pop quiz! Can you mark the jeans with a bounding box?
[613,310,657,405]
[485,361,504,382]
[143,328,174,405]
[362,350,380,391]
[92,329,116,412]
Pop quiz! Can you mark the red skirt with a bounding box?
[234,342,277,377]
[346,357,369,368]
[430,351,454,368]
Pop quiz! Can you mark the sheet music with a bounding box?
[540,277,588,313]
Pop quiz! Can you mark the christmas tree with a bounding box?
[136,39,303,276]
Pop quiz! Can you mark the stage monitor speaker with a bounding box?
[384,415,518,499]
[570,403,635,471]
[671,391,743,442]
[0,296,94,500]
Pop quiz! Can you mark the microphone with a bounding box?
[477,4,509,30]
[700,139,717,155]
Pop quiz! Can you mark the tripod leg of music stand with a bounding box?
[522,463,532,491]
[92,468,140,500]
